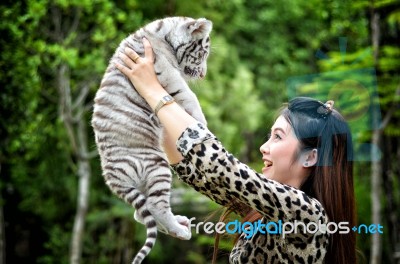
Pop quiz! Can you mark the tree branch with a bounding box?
[80,150,98,160]
[57,64,79,155]
[72,84,90,111]
[67,7,82,38]
[51,5,63,42]
[380,83,400,130]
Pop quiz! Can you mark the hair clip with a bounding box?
[317,100,334,118]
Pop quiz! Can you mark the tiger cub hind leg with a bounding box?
[144,162,191,240]
[102,182,158,263]
[147,208,191,240]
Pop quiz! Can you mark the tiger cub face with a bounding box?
[168,18,212,81]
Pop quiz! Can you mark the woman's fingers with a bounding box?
[143,37,154,62]
[115,60,130,76]
[123,49,138,67]
[119,38,153,70]
[115,48,139,76]
[114,38,161,98]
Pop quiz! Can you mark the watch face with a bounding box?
[163,95,174,103]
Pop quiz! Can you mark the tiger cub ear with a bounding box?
[185,18,212,38]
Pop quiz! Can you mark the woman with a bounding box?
[116,38,356,264]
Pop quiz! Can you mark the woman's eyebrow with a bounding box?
[271,127,286,135]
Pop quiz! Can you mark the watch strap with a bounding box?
[154,95,175,116]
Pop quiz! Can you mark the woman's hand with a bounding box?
[115,37,197,164]
[115,38,166,105]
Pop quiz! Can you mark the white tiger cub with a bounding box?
[91,17,212,264]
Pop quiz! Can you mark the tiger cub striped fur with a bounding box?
[91,17,212,264]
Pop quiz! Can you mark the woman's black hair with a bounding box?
[282,96,353,167]
[281,96,356,264]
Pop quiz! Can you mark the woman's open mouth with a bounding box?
[264,159,273,168]
[262,159,273,173]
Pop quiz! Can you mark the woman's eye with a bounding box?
[267,133,281,140]
[273,133,282,140]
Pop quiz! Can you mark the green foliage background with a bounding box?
[1,0,399,263]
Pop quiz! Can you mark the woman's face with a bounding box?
[259,115,307,188]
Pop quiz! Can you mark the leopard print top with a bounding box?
[171,123,330,263]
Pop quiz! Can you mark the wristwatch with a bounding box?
[154,95,175,116]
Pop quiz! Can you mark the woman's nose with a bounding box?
[260,142,270,154]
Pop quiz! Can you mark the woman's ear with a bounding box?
[302,149,318,168]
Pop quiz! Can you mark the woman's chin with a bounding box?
[262,166,272,178]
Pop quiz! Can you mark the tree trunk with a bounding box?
[370,130,382,264]
[370,7,382,264]
[0,173,5,264]
[383,137,400,264]
[70,121,91,264]
[56,64,93,264]
[395,146,400,263]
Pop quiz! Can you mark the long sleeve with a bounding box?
[171,122,327,224]
[171,123,330,263]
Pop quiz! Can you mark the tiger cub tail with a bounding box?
[132,206,157,264]
[128,189,158,264]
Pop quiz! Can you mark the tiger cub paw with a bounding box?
[172,215,192,240]
[170,226,191,240]
[175,215,190,227]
